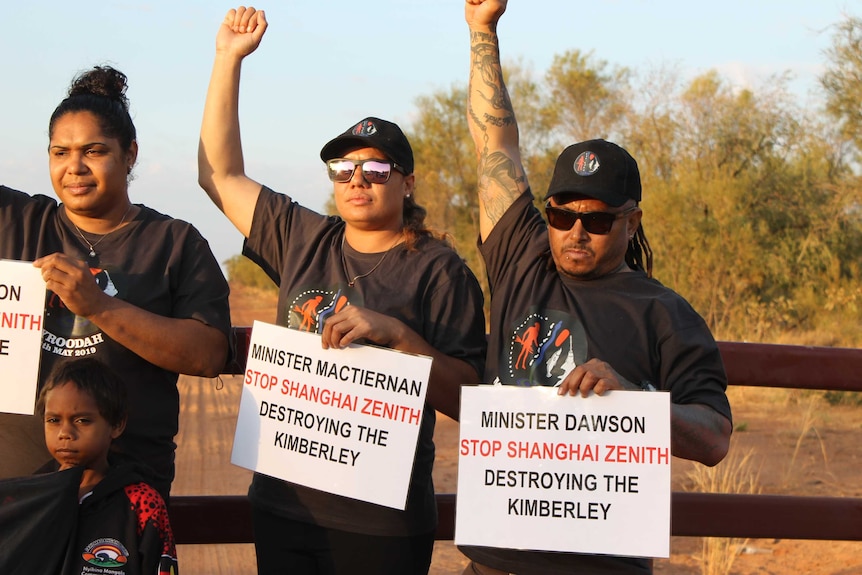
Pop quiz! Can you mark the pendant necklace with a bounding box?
[70,204,133,258]
[341,233,401,287]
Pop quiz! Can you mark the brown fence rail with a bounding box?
[170,328,862,545]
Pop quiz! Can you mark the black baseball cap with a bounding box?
[544,139,641,207]
[319,117,414,175]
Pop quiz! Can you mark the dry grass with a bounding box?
[684,442,762,575]
[781,394,830,489]
[724,385,791,410]
[730,387,835,492]
[685,388,844,572]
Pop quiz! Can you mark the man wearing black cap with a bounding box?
[460,1,732,574]
[198,7,486,575]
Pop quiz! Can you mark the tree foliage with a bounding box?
[821,15,862,158]
[543,50,632,144]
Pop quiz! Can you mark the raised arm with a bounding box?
[198,6,268,238]
[465,0,529,241]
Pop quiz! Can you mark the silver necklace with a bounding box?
[341,234,401,287]
[70,204,133,258]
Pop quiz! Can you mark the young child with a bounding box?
[37,357,179,574]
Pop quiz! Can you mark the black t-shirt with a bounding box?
[244,186,486,536]
[0,185,231,489]
[462,191,731,575]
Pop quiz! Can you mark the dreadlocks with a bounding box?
[625,222,653,278]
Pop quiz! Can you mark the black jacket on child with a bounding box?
[0,463,178,575]
[63,462,179,575]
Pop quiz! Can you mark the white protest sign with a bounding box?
[0,260,46,415]
[456,385,671,558]
[232,320,432,509]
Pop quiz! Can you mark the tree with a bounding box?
[543,50,632,144]
[633,68,862,343]
[821,15,862,160]
[408,84,486,303]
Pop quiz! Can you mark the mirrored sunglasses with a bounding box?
[544,203,636,235]
[326,158,404,184]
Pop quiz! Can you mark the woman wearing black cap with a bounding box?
[198,7,486,575]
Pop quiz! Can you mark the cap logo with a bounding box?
[351,120,378,137]
[573,151,600,176]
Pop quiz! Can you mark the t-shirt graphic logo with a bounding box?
[47,266,119,314]
[93,267,118,297]
[503,311,587,387]
[288,289,350,333]
[514,322,541,370]
[43,266,124,354]
[294,295,324,331]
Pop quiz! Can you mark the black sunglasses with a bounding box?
[544,203,637,235]
[326,158,405,184]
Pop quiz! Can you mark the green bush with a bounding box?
[822,391,862,406]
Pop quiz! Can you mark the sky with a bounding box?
[1,1,858,274]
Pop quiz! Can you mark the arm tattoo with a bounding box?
[469,30,523,228]
[469,32,516,133]
[479,151,523,226]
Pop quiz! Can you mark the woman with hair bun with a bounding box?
[0,65,231,500]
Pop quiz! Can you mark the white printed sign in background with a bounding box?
[456,385,671,558]
[232,320,432,510]
[0,260,46,415]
